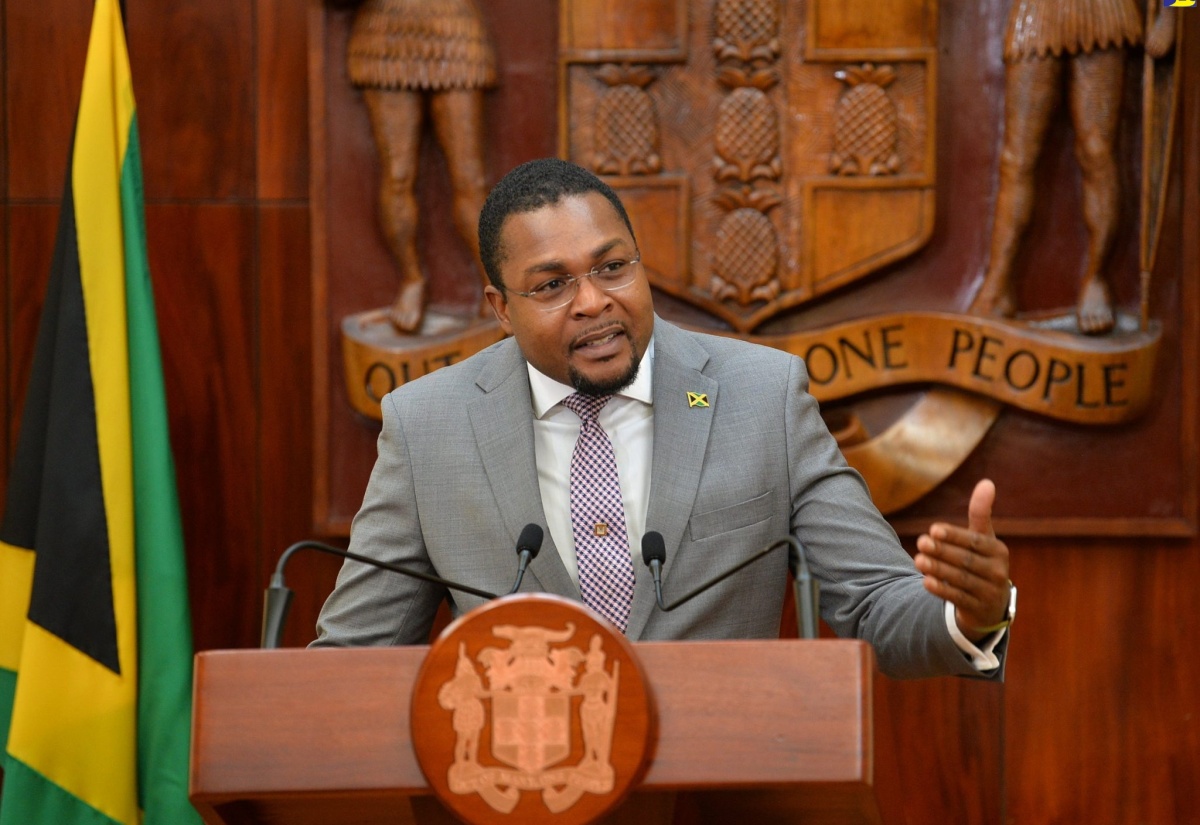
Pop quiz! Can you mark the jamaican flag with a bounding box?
[0,1,200,822]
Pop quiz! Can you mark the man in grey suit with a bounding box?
[314,158,1014,679]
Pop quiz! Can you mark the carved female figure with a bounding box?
[577,636,616,765]
[346,0,496,333]
[973,0,1175,334]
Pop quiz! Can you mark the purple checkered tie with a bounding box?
[563,393,635,632]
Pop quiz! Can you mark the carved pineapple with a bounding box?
[592,64,661,176]
[714,87,781,182]
[711,186,782,305]
[713,0,780,63]
[830,63,901,176]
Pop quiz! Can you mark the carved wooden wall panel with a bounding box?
[5,208,55,447]
[146,204,263,650]
[258,0,311,200]
[1004,535,1200,824]
[5,0,92,199]
[561,0,688,58]
[129,2,257,200]
[260,204,320,648]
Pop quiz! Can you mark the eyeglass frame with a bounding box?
[506,254,643,311]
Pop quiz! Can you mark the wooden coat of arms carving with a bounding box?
[311,0,1189,535]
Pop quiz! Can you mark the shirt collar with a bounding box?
[528,337,655,419]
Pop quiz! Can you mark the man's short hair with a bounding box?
[478,158,637,291]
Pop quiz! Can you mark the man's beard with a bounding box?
[568,353,640,397]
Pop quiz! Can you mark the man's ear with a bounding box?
[484,285,514,335]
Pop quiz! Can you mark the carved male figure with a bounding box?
[344,0,495,333]
[437,644,486,764]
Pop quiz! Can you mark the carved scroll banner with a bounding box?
[743,314,1160,424]
[342,309,504,417]
[744,313,1161,513]
[558,0,1183,526]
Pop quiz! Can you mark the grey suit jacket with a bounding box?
[313,318,998,679]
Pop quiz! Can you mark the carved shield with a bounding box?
[560,0,938,332]
[491,692,572,773]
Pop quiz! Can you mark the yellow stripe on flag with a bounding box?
[5,1,140,823]
[7,626,136,819]
[0,542,34,672]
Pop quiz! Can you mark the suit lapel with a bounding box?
[625,322,716,640]
[467,341,578,600]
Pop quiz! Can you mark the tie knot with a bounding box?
[563,393,611,422]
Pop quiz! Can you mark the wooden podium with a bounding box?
[190,634,1003,824]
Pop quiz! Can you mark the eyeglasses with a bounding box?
[509,255,641,311]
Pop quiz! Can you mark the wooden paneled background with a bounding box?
[1,1,1197,823]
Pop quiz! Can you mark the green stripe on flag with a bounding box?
[0,760,123,825]
[122,118,200,824]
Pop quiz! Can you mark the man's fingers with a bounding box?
[920,575,989,617]
[914,547,997,598]
[968,478,996,538]
[921,525,1008,567]
[929,524,988,553]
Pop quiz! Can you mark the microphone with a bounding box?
[261,540,499,648]
[508,523,544,594]
[639,533,820,639]
[792,537,820,640]
[641,531,666,610]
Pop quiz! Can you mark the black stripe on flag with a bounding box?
[1,169,120,674]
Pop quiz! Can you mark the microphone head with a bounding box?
[516,523,544,559]
[641,531,666,566]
